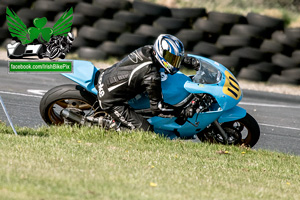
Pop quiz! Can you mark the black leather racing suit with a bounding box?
[97,45,196,131]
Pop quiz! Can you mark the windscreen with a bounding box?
[193,59,222,84]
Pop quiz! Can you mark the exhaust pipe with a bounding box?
[61,109,84,124]
[61,109,114,127]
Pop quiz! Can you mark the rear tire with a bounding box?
[40,84,99,125]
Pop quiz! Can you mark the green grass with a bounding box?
[0,123,299,200]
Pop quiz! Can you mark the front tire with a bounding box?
[49,47,60,60]
[198,113,260,147]
[40,84,99,125]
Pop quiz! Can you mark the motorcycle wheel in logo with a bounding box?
[6,7,74,60]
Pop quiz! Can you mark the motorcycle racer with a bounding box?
[97,34,199,131]
[46,32,74,59]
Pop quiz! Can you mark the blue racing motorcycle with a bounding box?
[40,55,260,147]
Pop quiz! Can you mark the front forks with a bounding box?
[212,120,228,144]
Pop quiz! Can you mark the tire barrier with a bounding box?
[1,0,300,85]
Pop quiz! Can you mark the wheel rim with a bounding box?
[199,120,253,146]
[47,98,94,125]
[222,121,252,146]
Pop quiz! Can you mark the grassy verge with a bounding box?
[0,123,299,200]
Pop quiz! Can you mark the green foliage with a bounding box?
[0,123,299,200]
[281,9,292,25]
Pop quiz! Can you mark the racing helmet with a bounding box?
[67,32,74,44]
[153,34,184,74]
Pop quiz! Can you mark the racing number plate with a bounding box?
[222,71,241,100]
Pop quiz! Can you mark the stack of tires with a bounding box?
[1,0,300,85]
[234,13,300,85]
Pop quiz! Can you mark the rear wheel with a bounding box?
[198,113,260,147]
[37,45,45,59]
[40,84,102,125]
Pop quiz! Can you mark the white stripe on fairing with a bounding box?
[128,61,152,86]
[108,82,126,92]
[0,90,42,98]
[260,123,300,131]
[239,102,300,109]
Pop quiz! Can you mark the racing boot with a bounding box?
[98,116,121,131]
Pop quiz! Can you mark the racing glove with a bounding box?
[155,101,181,118]
[174,106,195,125]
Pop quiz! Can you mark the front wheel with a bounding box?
[198,113,260,147]
[49,47,61,60]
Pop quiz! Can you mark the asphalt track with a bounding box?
[0,60,299,155]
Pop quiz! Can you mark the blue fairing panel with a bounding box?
[62,60,99,95]
[218,106,246,123]
[161,71,191,105]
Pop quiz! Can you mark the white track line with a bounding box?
[0,90,42,98]
[27,89,47,96]
[239,102,300,109]
[259,123,300,131]
[1,90,300,131]
[1,90,298,108]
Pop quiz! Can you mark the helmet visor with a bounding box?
[163,50,183,69]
